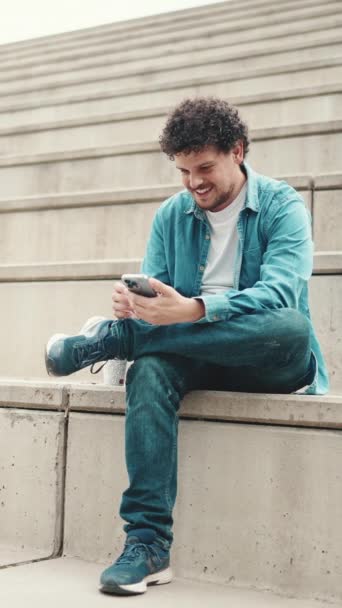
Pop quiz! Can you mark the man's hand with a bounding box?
[112,281,138,319]
[125,278,205,325]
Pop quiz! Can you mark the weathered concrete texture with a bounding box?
[68,383,342,429]
[1,1,338,75]
[2,31,341,104]
[313,189,342,250]
[0,274,338,389]
[0,192,311,265]
[0,127,340,197]
[0,379,66,410]
[2,60,341,126]
[310,275,342,392]
[0,201,160,264]
[0,280,113,382]
[1,89,342,155]
[63,413,342,603]
[0,557,331,608]
[0,409,65,566]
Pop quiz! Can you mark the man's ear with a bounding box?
[232,140,244,164]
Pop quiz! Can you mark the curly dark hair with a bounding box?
[159,97,250,160]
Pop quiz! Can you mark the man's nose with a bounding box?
[188,174,203,190]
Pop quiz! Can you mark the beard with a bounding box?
[194,185,235,212]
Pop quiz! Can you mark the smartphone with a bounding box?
[121,274,157,298]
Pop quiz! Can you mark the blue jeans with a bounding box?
[117,309,314,545]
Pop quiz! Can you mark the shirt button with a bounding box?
[213,315,220,321]
[199,265,205,272]
[205,234,210,240]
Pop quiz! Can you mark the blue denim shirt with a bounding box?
[142,162,329,395]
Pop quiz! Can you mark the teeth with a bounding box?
[196,188,210,194]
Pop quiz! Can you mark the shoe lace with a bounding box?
[73,340,107,372]
[115,542,159,566]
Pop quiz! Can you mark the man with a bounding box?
[45,97,328,596]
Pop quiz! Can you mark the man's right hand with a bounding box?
[112,281,137,319]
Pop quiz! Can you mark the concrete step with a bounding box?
[0,0,328,62]
[0,174,320,266]
[1,3,339,80]
[0,405,65,567]
[1,58,340,127]
[0,557,334,607]
[2,85,342,155]
[0,268,339,387]
[3,380,342,602]
[1,381,342,604]
[0,122,341,197]
[1,31,341,105]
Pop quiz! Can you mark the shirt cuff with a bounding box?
[193,294,230,322]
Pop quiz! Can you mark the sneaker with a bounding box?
[45,316,119,377]
[99,529,172,596]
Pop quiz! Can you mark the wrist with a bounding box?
[186,298,205,322]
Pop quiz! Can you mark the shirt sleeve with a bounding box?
[196,197,313,322]
[141,208,171,285]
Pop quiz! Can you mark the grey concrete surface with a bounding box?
[63,413,342,602]
[2,59,340,126]
[0,557,332,608]
[0,0,331,65]
[2,35,341,105]
[1,87,342,155]
[313,190,342,250]
[0,125,341,197]
[0,409,65,566]
[68,383,342,429]
[0,188,311,265]
[0,273,338,388]
[0,379,66,411]
[1,8,340,84]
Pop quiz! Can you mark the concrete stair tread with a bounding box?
[0,252,339,282]
[1,56,340,116]
[0,174,316,210]
[1,378,342,427]
[1,83,341,137]
[1,5,340,80]
[2,32,341,101]
[0,0,331,60]
[0,119,341,166]
[0,557,333,608]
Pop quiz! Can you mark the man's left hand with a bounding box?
[126,278,205,325]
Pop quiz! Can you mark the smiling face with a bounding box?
[175,143,246,212]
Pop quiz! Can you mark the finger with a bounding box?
[148,278,172,296]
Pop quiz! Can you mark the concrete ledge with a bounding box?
[68,384,342,429]
[0,380,342,429]
[0,185,178,213]
[0,175,313,213]
[0,379,67,411]
[0,56,339,116]
[1,34,341,101]
[0,121,340,167]
[0,84,340,137]
[314,173,342,189]
[0,0,330,65]
[1,8,339,84]
[0,252,336,282]
[0,0,327,58]
[313,251,342,273]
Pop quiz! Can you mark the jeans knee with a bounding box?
[276,309,310,349]
[126,355,185,411]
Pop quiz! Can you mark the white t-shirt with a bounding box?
[201,182,247,296]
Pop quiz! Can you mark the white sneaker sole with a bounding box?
[100,566,173,595]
